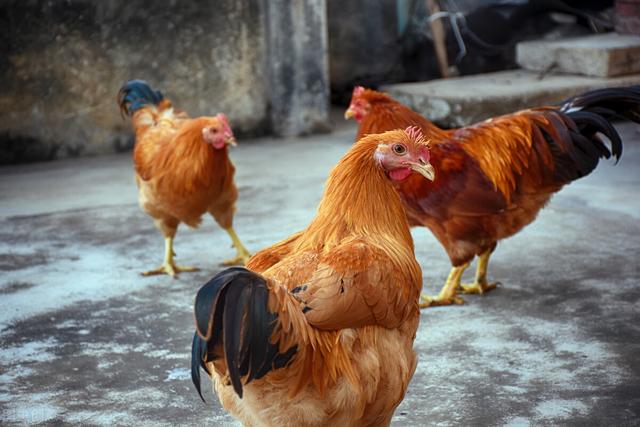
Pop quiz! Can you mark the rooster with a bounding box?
[191,128,435,426]
[118,80,251,276]
[346,85,640,307]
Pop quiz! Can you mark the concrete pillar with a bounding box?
[263,0,330,136]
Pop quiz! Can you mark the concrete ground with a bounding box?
[1,117,639,426]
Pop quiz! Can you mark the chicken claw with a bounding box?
[419,262,469,309]
[459,280,498,295]
[457,250,498,295]
[419,293,465,308]
[141,236,199,278]
[142,263,199,278]
[222,227,251,266]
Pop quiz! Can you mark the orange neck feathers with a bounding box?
[149,117,231,191]
[297,136,414,252]
[168,118,230,176]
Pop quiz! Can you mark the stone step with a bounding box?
[382,69,640,128]
[516,32,640,78]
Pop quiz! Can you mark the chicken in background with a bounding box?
[118,80,251,276]
[191,128,435,426]
[346,85,640,307]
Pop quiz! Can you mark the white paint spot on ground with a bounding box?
[534,398,589,420]
[147,349,184,360]
[82,341,153,356]
[3,392,63,425]
[164,367,191,382]
[104,387,181,409]
[0,366,35,386]
[64,410,138,426]
[97,360,117,370]
[0,337,58,364]
[55,319,81,329]
[503,416,532,427]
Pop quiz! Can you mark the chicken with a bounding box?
[346,85,640,307]
[117,80,251,276]
[191,128,435,426]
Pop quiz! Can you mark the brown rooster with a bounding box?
[191,128,435,426]
[118,80,251,277]
[346,85,640,307]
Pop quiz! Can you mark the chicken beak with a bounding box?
[344,107,354,120]
[226,137,237,147]
[410,162,436,181]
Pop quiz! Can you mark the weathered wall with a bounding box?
[265,0,330,136]
[0,0,329,164]
[0,0,269,163]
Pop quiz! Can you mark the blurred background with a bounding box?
[2,0,637,165]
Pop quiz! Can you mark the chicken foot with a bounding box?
[459,250,499,295]
[142,236,199,277]
[419,262,469,308]
[222,227,251,266]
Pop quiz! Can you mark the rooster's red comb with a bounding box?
[216,113,229,125]
[353,86,365,98]
[404,126,429,144]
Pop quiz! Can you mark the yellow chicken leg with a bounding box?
[222,227,251,266]
[142,236,199,277]
[459,250,498,295]
[419,262,469,308]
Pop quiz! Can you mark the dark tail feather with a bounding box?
[549,85,640,181]
[561,86,640,117]
[561,86,640,162]
[191,333,209,403]
[117,79,164,117]
[190,267,296,401]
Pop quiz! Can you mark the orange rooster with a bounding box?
[191,128,435,426]
[346,85,640,307]
[118,80,251,276]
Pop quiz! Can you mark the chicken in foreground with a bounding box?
[191,128,435,426]
[346,85,640,307]
[118,80,251,276]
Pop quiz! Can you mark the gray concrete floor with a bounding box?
[1,118,639,426]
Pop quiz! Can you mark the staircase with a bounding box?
[382,33,640,128]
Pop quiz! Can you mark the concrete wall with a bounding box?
[0,0,329,164]
[265,0,330,136]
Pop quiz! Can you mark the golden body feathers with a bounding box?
[202,131,426,426]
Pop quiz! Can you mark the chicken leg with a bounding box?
[222,227,251,265]
[419,262,470,308]
[142,236,199,277]
[459,249,498,295]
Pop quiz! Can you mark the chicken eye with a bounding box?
[392,144,406,155]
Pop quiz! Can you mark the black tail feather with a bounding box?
[117,79,164,117]
[191,333,210,403]
[568,110,622,156]
[221,280,251,396]
[561,86,640,115]
[547,85,640,182]
[191,267,296,401]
